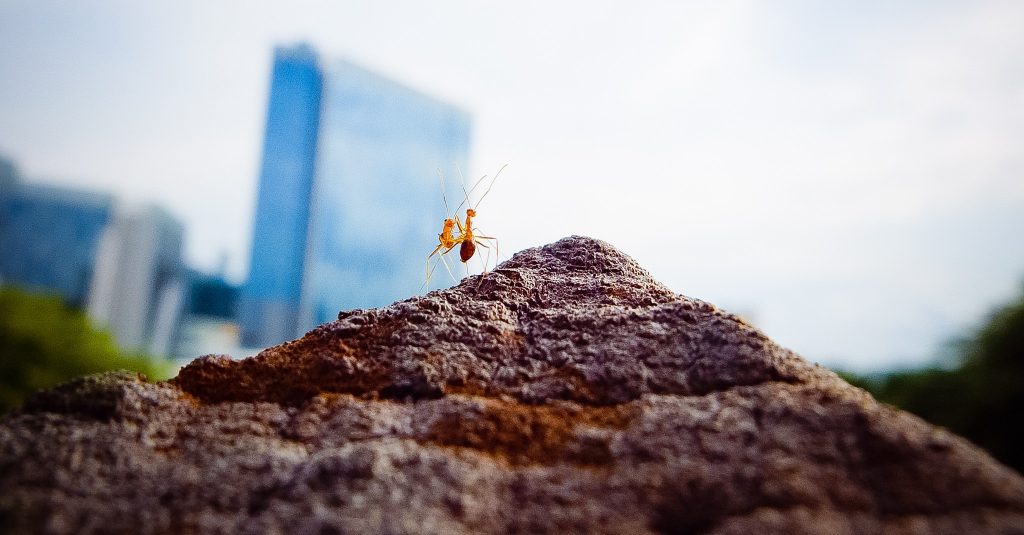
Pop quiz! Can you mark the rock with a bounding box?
[1,236,1022,534]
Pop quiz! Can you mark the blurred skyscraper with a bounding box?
[0,164,113,307]
[87,205,185,355]
[0,155,17,197]
[237,45,323,347]
[239,44,471,348]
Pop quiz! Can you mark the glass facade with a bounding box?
[239,46,470,348]
[0,182,112,307]
[238,45,323,347]
[300,59,471,330]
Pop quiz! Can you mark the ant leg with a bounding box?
[422,243,446,292]
[474,234,499,265]
[483,241,493,272]
[424,240,464,290]
[476,241,492,289]
[439,249,457,283]
[422,258,445,292]
[475,240,492,273]
[473,226,496,243]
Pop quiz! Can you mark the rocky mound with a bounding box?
[2,236,1022,534]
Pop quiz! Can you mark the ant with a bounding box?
[423,171,461,286]
[424,165,506,289]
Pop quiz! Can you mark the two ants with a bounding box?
[424,165,506,289]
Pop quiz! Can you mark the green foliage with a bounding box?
[844,286,1024,473]
[0,286,171,413]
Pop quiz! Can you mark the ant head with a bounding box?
[443,218,455,228]
[466,208,476,217]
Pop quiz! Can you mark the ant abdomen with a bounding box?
[460,240,476,263]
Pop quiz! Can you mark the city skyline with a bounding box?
[0,164,192,357]
[1,2,1022,371]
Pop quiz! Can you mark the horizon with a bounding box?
[1,1,1022,372]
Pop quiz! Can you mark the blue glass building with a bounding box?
[0,179,112,308]
[238,45,324,346]
[240,46,471,348]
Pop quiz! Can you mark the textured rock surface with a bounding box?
[2,236,1023,534]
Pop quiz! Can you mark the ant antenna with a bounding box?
[455,163,473,212]
[473,163,508,210]
[453,164,490,214]
[436,168,451,217]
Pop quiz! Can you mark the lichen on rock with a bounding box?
[2,236,1022,534]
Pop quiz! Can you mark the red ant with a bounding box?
[424,165,505,289]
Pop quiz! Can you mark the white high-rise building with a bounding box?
[87,205,185,355]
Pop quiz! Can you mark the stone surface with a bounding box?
[2,236,1023,534]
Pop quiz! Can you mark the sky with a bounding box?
[1,0,1022,372]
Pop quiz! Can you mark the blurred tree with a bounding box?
[843,286,1024,473]
[0,286,171,413]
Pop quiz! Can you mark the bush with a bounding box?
[0,286,171,413]
[844,285,1024,472]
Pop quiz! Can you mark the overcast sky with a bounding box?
[1,0,1022,371]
